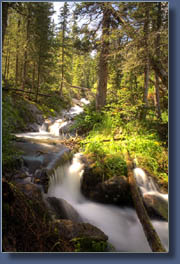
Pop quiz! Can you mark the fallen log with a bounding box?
[3,87,51,97]
[126,154,166,252]
[83,137,125,144]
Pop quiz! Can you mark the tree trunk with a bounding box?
[155,73,161,119]
[126,155,166,252]
[143,62,150,111]
[15,19,21,86]
[29,62,36,100]
[96,8,110,110]
[154,2,162,119]
[36,60,41,102]
[22,9,30,90]
[150,57,168,89]
[6,51,10,80]
[2,2,9,50]
[3,38,10,79]
[60,25,65,96]
[141,6,150,119]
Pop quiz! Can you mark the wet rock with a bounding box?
[81,161,103,194]
[51,219,108,242]
[27,123,39,132]
[143,193,168,221]
[25,103,44,130]
[81,159,132,206]
[82,175,132,207]
[16,182,42,200]
[59,120,75,135]
[47,197,82,222]
[34,168,49,193]
[23,156,43,174]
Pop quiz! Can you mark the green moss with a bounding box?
[71,237,108,252]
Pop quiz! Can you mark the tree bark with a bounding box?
[96,7,110,110]
[36,57,41,102]
[154,2,162,119]
[141,6,150,119]
[126,155,166,252]
[2,2,9,50]
[155,74,161,119]
[150,57,168,89]
[15,19,21,86]
[30,62,36,100]
[22,9,30,90]
[60,23,65,96]
[3,38,10,79]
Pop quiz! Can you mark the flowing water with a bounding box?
[15,98,168,252]
[47,153,169,253]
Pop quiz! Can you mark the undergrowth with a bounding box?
[74,102,168,190]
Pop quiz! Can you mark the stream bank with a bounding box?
[2,98,168,252]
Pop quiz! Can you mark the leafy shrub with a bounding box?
[72,102,104,133]
[38,91,72,117]
[104,155,127,177]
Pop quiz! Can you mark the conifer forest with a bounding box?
[2,2,168,253]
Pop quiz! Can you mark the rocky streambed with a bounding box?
[2,98,168,252]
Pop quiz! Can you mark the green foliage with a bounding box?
[2,95,19,169]
[71,237,108,252]
[78,104,168,188]
[38,92,71,117]
[104,155,127,177]
[72,102,104,133]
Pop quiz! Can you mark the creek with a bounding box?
[15,98,168,253]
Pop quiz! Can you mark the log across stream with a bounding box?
[15,99,168,252]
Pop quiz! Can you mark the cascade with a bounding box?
[133,167,168,201]
[47,154,169,253]
[15,98,168,252]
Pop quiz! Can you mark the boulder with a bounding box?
[27,123,39,132]
[81,162,103,195]
[143,193,168,221]
[16,182,42,200]
[92,176,133,206]
[81,162,132,206]
[46,197,82,222]
[51,219,108,242]
[25,102,44,130]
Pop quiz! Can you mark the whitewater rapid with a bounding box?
[47,153,169,253]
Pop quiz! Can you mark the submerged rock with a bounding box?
[143,193,168,221]
[47,197,82,222]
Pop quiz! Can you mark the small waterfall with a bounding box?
[133,167,168,202]
[47,154,169,252]
[48,153,84,204]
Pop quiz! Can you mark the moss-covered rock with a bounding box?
[71,237,108,252]
[51,219,108,241]
[2,180,74,252]
[81,156,132,206]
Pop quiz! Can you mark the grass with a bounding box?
[74,104,168,190]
